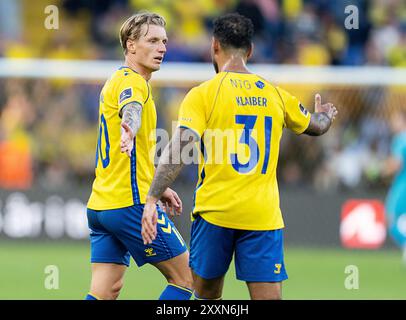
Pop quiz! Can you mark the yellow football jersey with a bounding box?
[87,67,157,210]
[178,71,311,230]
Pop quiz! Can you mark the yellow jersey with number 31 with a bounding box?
[87,67,157,210]
[178,71,311,230]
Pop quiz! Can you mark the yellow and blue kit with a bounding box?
[88,67,156,209]
[178,71,311,281]
[87,67,187,267]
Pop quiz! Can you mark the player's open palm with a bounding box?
[142,202,158,245]
[314,93,338,122]
[120,122,134,157]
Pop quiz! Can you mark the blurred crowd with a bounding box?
[0,0,405,66]
[0,0,406,193]
[0,78,99,190]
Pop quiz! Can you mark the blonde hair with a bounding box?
[119,12,166,54]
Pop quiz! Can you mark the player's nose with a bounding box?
[158,42,166,54]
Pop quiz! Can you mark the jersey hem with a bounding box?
[87,200,142,211]
[199,214,285,231]
[294,115,312,135]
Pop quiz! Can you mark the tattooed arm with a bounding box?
[149,127,196,199]
[304,94,337,136]
[122,102,184,220]
[141,127,197,244]
[304,112,333,136]
[120,102,142,157]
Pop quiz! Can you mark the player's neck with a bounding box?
[219,55,250,74]
[124,58,152,81]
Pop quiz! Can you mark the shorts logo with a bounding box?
[274,264,282,274]
[157,213,172,234]
[255,80,265,89]
[145,248,156,257]
[157,213,185,246]
[299,103,309,116]
[119,88,132,104]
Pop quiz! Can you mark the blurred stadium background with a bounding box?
[0,0,405,299]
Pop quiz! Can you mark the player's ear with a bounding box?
[246,42,254,60]
[212,37,220,54]
[127,39,136,54]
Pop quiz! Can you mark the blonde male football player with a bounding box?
[141,13,337,300]
[86,12,193,300]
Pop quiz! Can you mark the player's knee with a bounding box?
[192,275,224,299]
[110,279,124,299]
[93,279,124,300]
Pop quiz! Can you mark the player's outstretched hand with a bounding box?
[120,122,134,157]
[160,188,182,217]
[141,201,158,245]
[314,93,338,122]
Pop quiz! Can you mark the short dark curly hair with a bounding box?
[213,13,254,53]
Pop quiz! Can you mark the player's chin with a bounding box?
[150,62,162,71]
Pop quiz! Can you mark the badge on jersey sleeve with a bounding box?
[119,88,133,104]
[299,103,309,116]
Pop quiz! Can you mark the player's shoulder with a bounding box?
[245,74,291,102]
[189,72,231,96]
[270,83,290,98]
[110,67,148,97]
[111,67,147,87]
[104,67,150,105]
[271,84,300,109]
[201,72,228,87]
[251,74,280,93]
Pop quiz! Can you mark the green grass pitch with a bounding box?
[0,242,405,300]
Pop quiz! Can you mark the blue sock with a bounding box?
[85,293,99,300]
[159,284,192,300]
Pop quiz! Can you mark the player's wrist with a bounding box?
[146,195,159,205]
[319,111,332,122]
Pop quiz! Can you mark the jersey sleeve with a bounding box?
[117,74,148,116]
[177,87,207,138]
[276,86,311,134]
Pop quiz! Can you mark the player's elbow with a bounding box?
[303,113,332,136]
[303,126,327,136]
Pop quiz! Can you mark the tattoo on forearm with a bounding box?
[304,112,332,136]
[121,102,142,135]
[148,128,197,200]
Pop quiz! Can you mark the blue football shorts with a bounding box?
[87,205,187,267]
[190,215,288,282]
